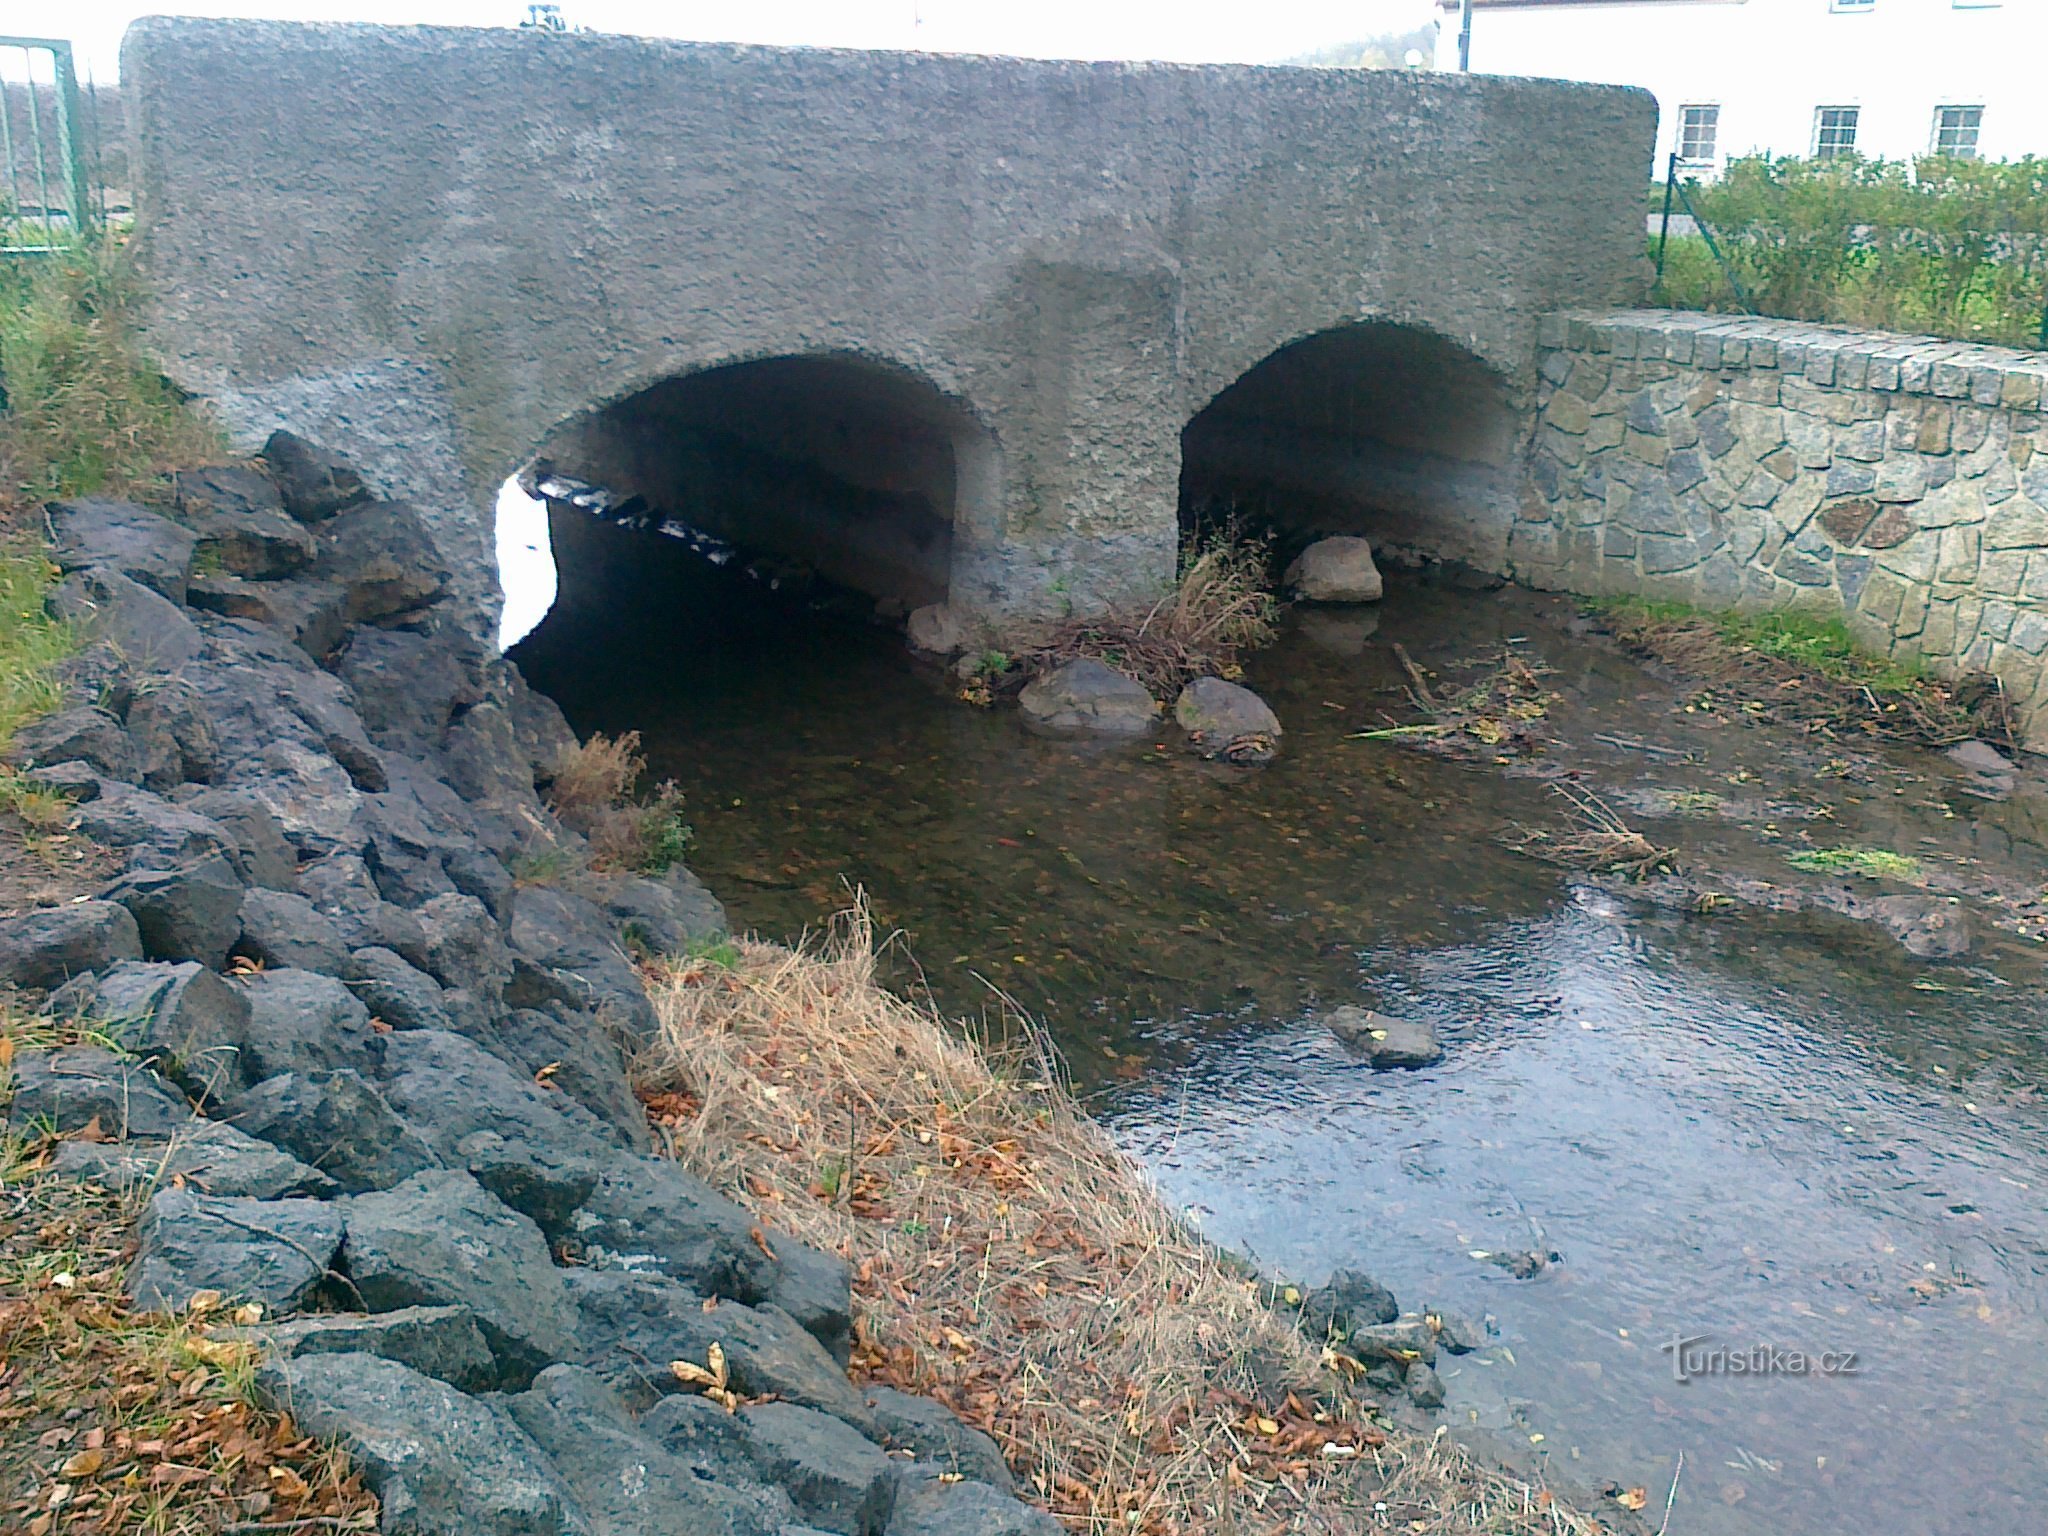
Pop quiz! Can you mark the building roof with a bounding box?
[1439,1,1741,9]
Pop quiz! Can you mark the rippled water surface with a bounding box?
[518,541,2048,1535]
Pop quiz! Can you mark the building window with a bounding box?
[1677,105,1719,165]
[1933,105,1983,157]
[1814,107,1860,158]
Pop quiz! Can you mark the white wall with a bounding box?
[1437,0,2048,172]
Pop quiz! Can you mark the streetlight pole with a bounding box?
[1459,0,1474,71]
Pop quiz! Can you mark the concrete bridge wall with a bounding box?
[123,18,1652,630]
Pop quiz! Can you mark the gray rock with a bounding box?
[1285,536,1383,603]
[601,867,728,955]
[1345,1318,1437,1367]
[188,574,352,658]
[254,1353,576,1535]
[417,890,512,1001]
[298,854,431,965]
[49,565,204,672]
[564,1268,876,1433]
[54,1118,334,1200]
[333,625,487,755]
[508,885,658,1042]
[505,1364,795,1536]
[12,706,139,784]
[639,1389,769,1483]
[863,1387,1011,1492]
[570,1155,776,1299]
[178,786,298,888]
[1947,739,2013,776]
[1299,1267,1399,1337]
[490,1005,651,1151]
[741,1402,899,1536]
[234,967,381,1088]
[0,901,142,991]
[73,783,242,872]
[342,1170,579,1385]
[1173,678,1281,762]
[886,1463,1061,1536]
[1865,894,1973,960]
[446,849,518,924]
[230,1070,443,1193]
[376,1029,609,1232]
[47,497,197,604]
[314,500,449,623]
[763,1240,855,1366]
[92,961,251,1105]
[261,431,370,523]
[233,1306,496,1392]
[2,1045,193,1138]
[123,679,219,790]
[1017,659,1158,735]
[1324,1007,1441,1068]
[1425,1307,1486,1355]
[101,851,246,967]
[234,887,352,973]
[127,1188,343,1314]
[25,761,104,802]
[1403,1360,1446,1409]
[173,465,319,576]
[344,944,458,1032]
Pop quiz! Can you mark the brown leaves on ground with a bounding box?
[0,1138,377,1535]
[637,900,1609,1536]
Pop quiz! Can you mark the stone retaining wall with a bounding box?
[1512,310,2048,748]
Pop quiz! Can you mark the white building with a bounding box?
[1436,0,2048,173]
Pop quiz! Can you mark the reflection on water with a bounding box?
[515,540,2048,1535]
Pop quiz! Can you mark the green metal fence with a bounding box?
[1,36,101,255]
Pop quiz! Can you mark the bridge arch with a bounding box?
[1179,321,1523,571]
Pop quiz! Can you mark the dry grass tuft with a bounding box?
[639,903,1607,1536]
[1502,784,1679,881]
[544,730,693,876]
[1027,529,1279,698]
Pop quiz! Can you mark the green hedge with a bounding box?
[1650,154,2048,350]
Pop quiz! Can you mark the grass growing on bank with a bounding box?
[640,905,1604,1536]
[1593,597,2014,750]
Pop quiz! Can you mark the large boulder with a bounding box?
[48,566,204,671]
[490,1005,651,1151]
[177,786,298,888]
[232,967,381,1089]
[564,1268,876,1433]
[74,784,243,873]
[297,854,431,966]
[123,678,219,790]
[253,1353,578,1536]
[1173,678,1282,763]
[127,1188,343,1315]
[1017,660,1158,735]
[11,705,139,784]
[341,1170,579,1385]
[600,868,728,955]
[0,901,142,991]
[100,851,246,968]
[886,1463,1061,1536]
[2,1045,193,1139]
[568,1155,776,1300]
[54,1119,333,1201]
[261,431,370,523]
[863,1387,1011,1491]
[172,465,318,577]
[46,497,197,604]
[237,1306,497,1393]
[314,500,449,624]
[230,1070,443,1193]
[91,961,252,1105]
[508,885,658,1042]
[740,1402,900,1536]
[1285,536,1384,603]
[233,887,352,974]
[343,944,459,1033]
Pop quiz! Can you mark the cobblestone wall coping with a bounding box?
[1540,310,2048,412]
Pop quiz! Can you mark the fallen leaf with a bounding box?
[60,1448,106,1479]
[1617,1487,1649,1511]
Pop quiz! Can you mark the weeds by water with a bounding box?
[1026,527,1279,698]
[1350,646,1556,759]
[1502,783,1679,881]
[1787,846,1923,881]
[639,901,1605,1536]
[1594,598,2015,750]
[544,729,695,876]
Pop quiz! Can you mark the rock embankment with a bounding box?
[0,437,1053,1536]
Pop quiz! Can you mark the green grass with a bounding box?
[1594,598,1927,695]
[682,934,742,971]
[1787,847,1923,880]
[0,543,81,822]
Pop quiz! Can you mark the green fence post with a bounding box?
[1655,151,1678,293]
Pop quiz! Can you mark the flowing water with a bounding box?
[516,538,2048,1535]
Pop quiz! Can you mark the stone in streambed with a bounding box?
[1174,677,1281,762]
[1297,1267,1399,1337]
[1017,659,1158,735]
[1324,1006,1441,1067]
[1285,536,1383,603]
[1403,1360,1447,1409]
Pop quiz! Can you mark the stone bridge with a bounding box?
[124,18,1652,632]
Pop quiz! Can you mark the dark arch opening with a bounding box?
[530,352,994,622]
[1179,323,1520,570]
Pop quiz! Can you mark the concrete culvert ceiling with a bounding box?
[541,354,994,609]
[1180,323,1522,568]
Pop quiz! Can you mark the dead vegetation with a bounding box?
[638,903,1611,1536]
[1026,529,1280,697]
[0,1044,376,1534]
[1350,646,1557,759]
[543,729,693,876]
[1501,784,1679,881]
[1594,600,2016,752]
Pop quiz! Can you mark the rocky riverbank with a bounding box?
[0,445,1618,1535]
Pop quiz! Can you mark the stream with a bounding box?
[514,542,2048,1535]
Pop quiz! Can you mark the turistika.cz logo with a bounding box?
[1658,1333,1862,1384]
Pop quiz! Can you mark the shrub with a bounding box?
[1652,153,2048,349]
[546,730,695,875]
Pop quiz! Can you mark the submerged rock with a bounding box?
[1173,677,1281,762]
[1017,659,1157,735]
[1403,1360,1447,1408]
[1285,536,1383,603]
[1324,1006,1441,1067]
[1298,1267,1399,1338]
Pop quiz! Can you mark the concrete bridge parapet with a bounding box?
[123,18,1652,631]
